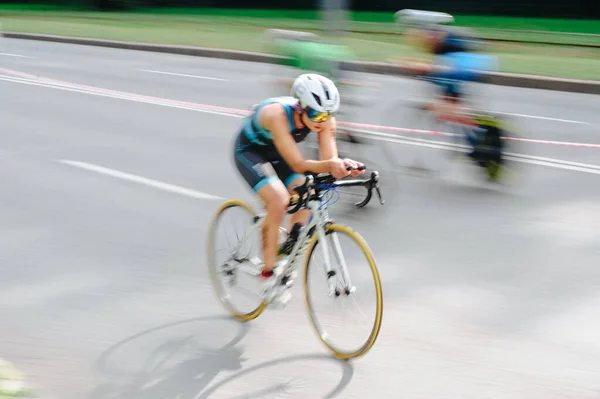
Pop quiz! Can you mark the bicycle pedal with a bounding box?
[282,269,298,283]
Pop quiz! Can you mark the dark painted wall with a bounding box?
[3,0,598,18]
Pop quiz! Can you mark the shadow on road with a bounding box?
[89,315,249,399]
[196,353,354,399]
[89,315,354,399]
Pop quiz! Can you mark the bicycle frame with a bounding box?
[227,195,351,297]
[221,170,382,299]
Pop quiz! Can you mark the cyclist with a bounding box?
[233,73,365,304]
[403,23,498,155]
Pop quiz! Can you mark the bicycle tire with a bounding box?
[206,199,267,322]
[303,223,383,360]
[474,113,526,185]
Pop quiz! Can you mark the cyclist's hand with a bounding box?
[343,158,365,177]
[328,158,350,179]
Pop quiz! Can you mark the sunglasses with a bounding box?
[305,107,335,123]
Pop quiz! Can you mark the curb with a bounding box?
[3,32,285,64]
[341,60,600,94]
[5,32,600,95]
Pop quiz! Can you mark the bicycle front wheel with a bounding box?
[303,223,383,360]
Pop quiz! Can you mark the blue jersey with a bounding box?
[431,28,496,76]
[241,96,312,150]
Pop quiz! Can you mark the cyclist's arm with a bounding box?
[260,104,332,174]
[317,117,339,161]
[318,117,364,177]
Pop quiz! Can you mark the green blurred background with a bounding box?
[0,3,598,80]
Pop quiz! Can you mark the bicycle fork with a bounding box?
[314,211,356,297]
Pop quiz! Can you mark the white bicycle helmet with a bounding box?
[291,73,340,114]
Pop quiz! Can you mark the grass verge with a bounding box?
[0,6,598,80]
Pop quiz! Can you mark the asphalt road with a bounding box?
[1,38,600,399]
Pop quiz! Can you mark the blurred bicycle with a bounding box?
[387,9,522,183]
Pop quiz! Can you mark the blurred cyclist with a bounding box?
[402,20,498,153]
[233,73,365,305]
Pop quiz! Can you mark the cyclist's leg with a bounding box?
[429,73,473,125]
[270,156,311,231]
[233,139,289,275]
[256,181,289,275]
[286,175,311,229]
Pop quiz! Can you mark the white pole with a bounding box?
[321,0,348,38]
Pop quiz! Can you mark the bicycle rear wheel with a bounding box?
[471,113,526,184]
[303,223,383,360]
[206,199,267,322]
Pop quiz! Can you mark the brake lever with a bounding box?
[349,169,383,208]
[354,189,372,208]
[371,171,385,205]
[375,185,385,205]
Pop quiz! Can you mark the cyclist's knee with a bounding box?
[258,181,289,216]
[267,197,289,221]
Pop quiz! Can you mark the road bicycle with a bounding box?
[378,72,524,183]
[409,106,514,180]
[206,166,385,360]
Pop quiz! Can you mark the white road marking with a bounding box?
[505,152,600,171]
[504,156,600,176]
[0,52,34,59]
[138,69,228,81]
[399,99,589,125]
[0,71,597,177]
[58,160,225,201]
[352,128,600,176]
[490,111,590,125]
[0,74,244,119]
